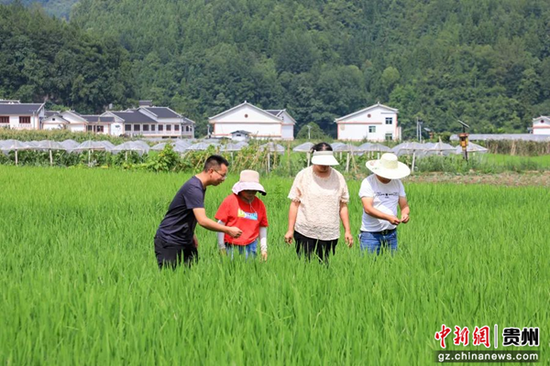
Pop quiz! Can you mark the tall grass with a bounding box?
[0,167,548,365]
[414,153,550,173]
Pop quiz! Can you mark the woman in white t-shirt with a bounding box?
[359,153,411,255]
[284,142,353,262]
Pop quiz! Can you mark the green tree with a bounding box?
[296,122,330,140]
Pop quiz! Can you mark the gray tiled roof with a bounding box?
[45,111,60,118]
[265,109,283,116]
[0,104,43,115]
[111,111,156,123]
[143,107,181,119]
[81,115,115,123]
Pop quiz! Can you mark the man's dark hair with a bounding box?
[311,142,333,153]
[203,155,229,172]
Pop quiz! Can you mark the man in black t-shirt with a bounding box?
[155,155,242,268]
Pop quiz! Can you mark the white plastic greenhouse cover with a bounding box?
[293,142,314,152]
[450,134,550,142]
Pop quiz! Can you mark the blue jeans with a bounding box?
[359,230,398,255]
[227,239,257,260]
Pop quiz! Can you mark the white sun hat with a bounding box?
[366,153,411,179]
[311,150,339,166]
[232,170,266,195]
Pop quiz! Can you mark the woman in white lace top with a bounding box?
[284,142,353,261]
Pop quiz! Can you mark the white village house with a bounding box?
[209,101,295,140]
[43,110,124,135]
[532,116,550,135]
[10,99,195,138]
[0,100,45,130]
[335,102,401,142]
[104,101,195,138]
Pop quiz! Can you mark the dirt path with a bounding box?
[406,171,550,187]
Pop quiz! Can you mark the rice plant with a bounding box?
[0,166,547,365]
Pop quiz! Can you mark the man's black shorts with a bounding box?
[154,235,198,269]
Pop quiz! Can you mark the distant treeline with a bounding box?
[0,3,132,113]
[2,0,550,138]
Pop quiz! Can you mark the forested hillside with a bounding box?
[2,0,549,137]
[0,0,77,18]
[70,0,550,137]
[0,3,133,113]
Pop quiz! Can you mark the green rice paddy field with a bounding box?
[482,154,550,170]
[0,166,548,365]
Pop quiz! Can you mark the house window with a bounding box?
[174,124,180,131]
[134,124,141,132]
[20,116,31,124]
[385,117,393,125]
[166,125,172,131]
[158,125,164,132]
[97,126,104,133]
[0,116,9,123]
[369,126,376,133]
[385,133,393,141]
[125,124,131,132]
[87,125,93,132]
[151,125,156,132]
[143,125,149,132]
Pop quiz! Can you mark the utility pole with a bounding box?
[416,118,423,142]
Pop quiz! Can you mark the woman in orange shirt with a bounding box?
[216,170,269,260]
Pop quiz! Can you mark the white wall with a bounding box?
[68,125,86,133]
[42,115,69,131]
[43,123,65,130]
[109,123,124,136]
[338,123,397,141]
[211,104,284,139]
[281,124,294,140]
[32,115,40,129]
[336,105,398,141]
[214,122,281,138]
[532,118,550,135]
[338,124,371,140]
[279,110,296,125]
[8,116,17,128]
[7,115,40,130]
[214,105,277,123]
